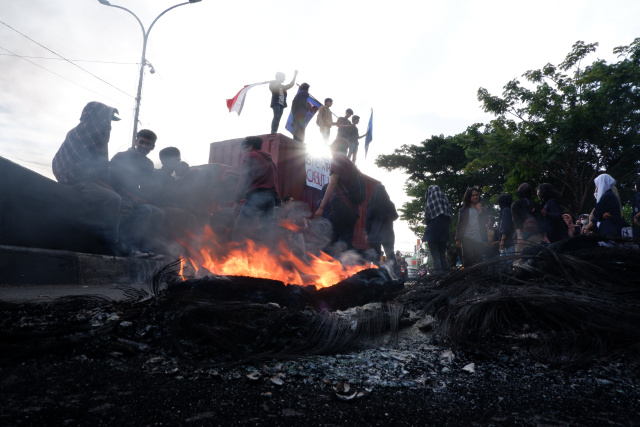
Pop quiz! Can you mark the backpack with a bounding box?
[347,165,367,205]
[522,200,540,233]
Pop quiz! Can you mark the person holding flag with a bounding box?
[346,115,368,164]
[290,83,318,142]
[269,70,298,134]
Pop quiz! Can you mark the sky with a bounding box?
[1,0,638,253]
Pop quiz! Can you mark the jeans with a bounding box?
[271,104,284,133]
[119,200,165,253]
[500,245,515,266]
[233,190,277,247]
[328,197,358,251]
[72,182,122,244]
[428,241,449,274]
[348,141,359,163]
[370,242,396,268]
[461,238,484,268]
[319,126,330,142]
[500,246,515,257]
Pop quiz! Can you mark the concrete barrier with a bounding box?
[0,245,169,285]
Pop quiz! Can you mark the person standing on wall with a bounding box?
[269,70,298,134]
[316,98,336,143]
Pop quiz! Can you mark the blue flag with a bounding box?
[364,109,373,157]
[285,89,322,135]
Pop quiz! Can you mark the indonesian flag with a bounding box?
[226,83,263,115]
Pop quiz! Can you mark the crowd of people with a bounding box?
[51,101,398,270]
[52,101,206,259]
[422,176,640,272]
[269,71,368,163]
[57,98,640,278]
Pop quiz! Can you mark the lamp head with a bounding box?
[189,0,202,3]
[98,0,112,5]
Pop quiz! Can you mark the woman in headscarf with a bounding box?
[365,184,398,268]
[423,185,452,274]
[584,173,624,235]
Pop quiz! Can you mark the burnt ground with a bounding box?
[1,290,639,426]
[2,236,640,427]
[2,322,639,426]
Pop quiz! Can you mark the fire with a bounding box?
[179,225,372,288]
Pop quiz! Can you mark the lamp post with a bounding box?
[98,0,202,147]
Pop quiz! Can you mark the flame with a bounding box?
[279,218,303,233]
[179,225,372,288]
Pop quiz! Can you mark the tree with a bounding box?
[376,133,505,237]
[476,39,640,214]
[377,39,640,237]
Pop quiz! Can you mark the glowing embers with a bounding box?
[179,225,371,288]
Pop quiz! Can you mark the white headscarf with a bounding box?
[594,174,616,202]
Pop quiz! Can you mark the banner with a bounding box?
[305,152,331,190]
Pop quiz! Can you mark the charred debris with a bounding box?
[1,234,639,368]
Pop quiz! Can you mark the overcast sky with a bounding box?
[1,0,638,252]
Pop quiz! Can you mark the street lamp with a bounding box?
[98,0,202,147]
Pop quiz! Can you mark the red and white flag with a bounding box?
[226,82,264,115]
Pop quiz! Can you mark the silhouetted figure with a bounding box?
[269,70,298,134]
[365,184,398,268]
[316,98,335,143]
[455,187,487,268]
[336,109,353,141]
[315,138,360,254]
[290,83,314,142]
[52,101,124,255]
[497,193,516,258]
[537,183,568,243]
[511,183,544,255]
[109,129,165,259]
[584,174,624,236]
[233,136,280,247]
[345,115,368,164]
[633,177,640,240]
[423,185,452,274]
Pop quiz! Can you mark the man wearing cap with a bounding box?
[52,101,124,255]
[233,136,280,247]
[315,137,360,252]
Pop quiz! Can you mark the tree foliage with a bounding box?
[378,39,640,240]
[476,39,640,214]
[376,133,506,236]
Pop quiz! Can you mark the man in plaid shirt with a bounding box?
[52,101,125,254]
